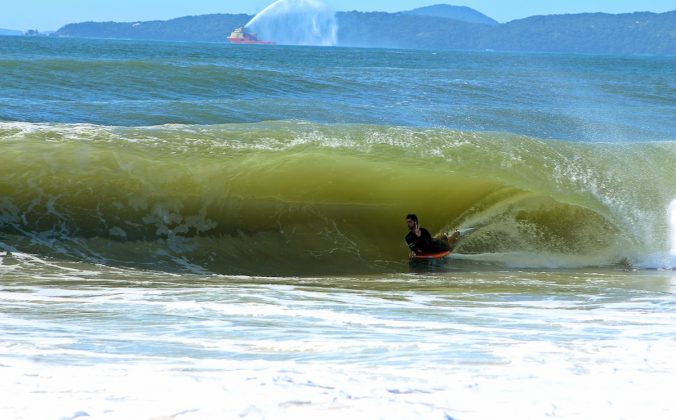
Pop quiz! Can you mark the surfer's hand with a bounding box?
[414,224,421,236]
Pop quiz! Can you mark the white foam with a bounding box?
[669,199,676,259]
[2,268,676,419]
[634,198,676,270]
[2,336,675,419]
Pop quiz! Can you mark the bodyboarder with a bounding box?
[405,213,460,256]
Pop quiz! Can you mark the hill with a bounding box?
[495,12,676,55]
[0,28,22,36]
[53,9,676,55]
[57,14,250,42]
[336,10,676,55]
[405,4,498,25]
[336,12,492,50]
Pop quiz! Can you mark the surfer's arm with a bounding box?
[406,240,422,255]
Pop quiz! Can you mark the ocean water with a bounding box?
[1,36,675,419]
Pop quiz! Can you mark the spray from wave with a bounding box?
[669,199,676,265]
[245,0,337,46]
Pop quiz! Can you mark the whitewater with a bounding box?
[1,36,675,419]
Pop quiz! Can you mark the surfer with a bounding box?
[405,214,460,256]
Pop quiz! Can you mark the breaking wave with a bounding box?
[1,121,674,274]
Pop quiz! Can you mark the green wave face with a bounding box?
[1,122,675,274]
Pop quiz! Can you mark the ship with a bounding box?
[227,27,274,45]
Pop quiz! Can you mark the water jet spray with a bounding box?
[245,0,337,46]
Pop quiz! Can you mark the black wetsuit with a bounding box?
[405,228,450,255]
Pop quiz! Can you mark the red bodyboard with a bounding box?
[409,250,451,260]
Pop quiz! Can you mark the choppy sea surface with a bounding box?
[1,36,675,419]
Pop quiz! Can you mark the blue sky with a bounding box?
[2,0,674,31]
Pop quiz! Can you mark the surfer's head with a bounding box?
[406,214,418,230]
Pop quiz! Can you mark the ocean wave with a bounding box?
[1,121,674,274]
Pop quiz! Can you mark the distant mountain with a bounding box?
[0,28,22,36]
[494,12,676,55]
[336,10,676,55]
[57,14,250,42]
[53,9,676,55]
[405,4,498,25]
[336,12,490,50]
